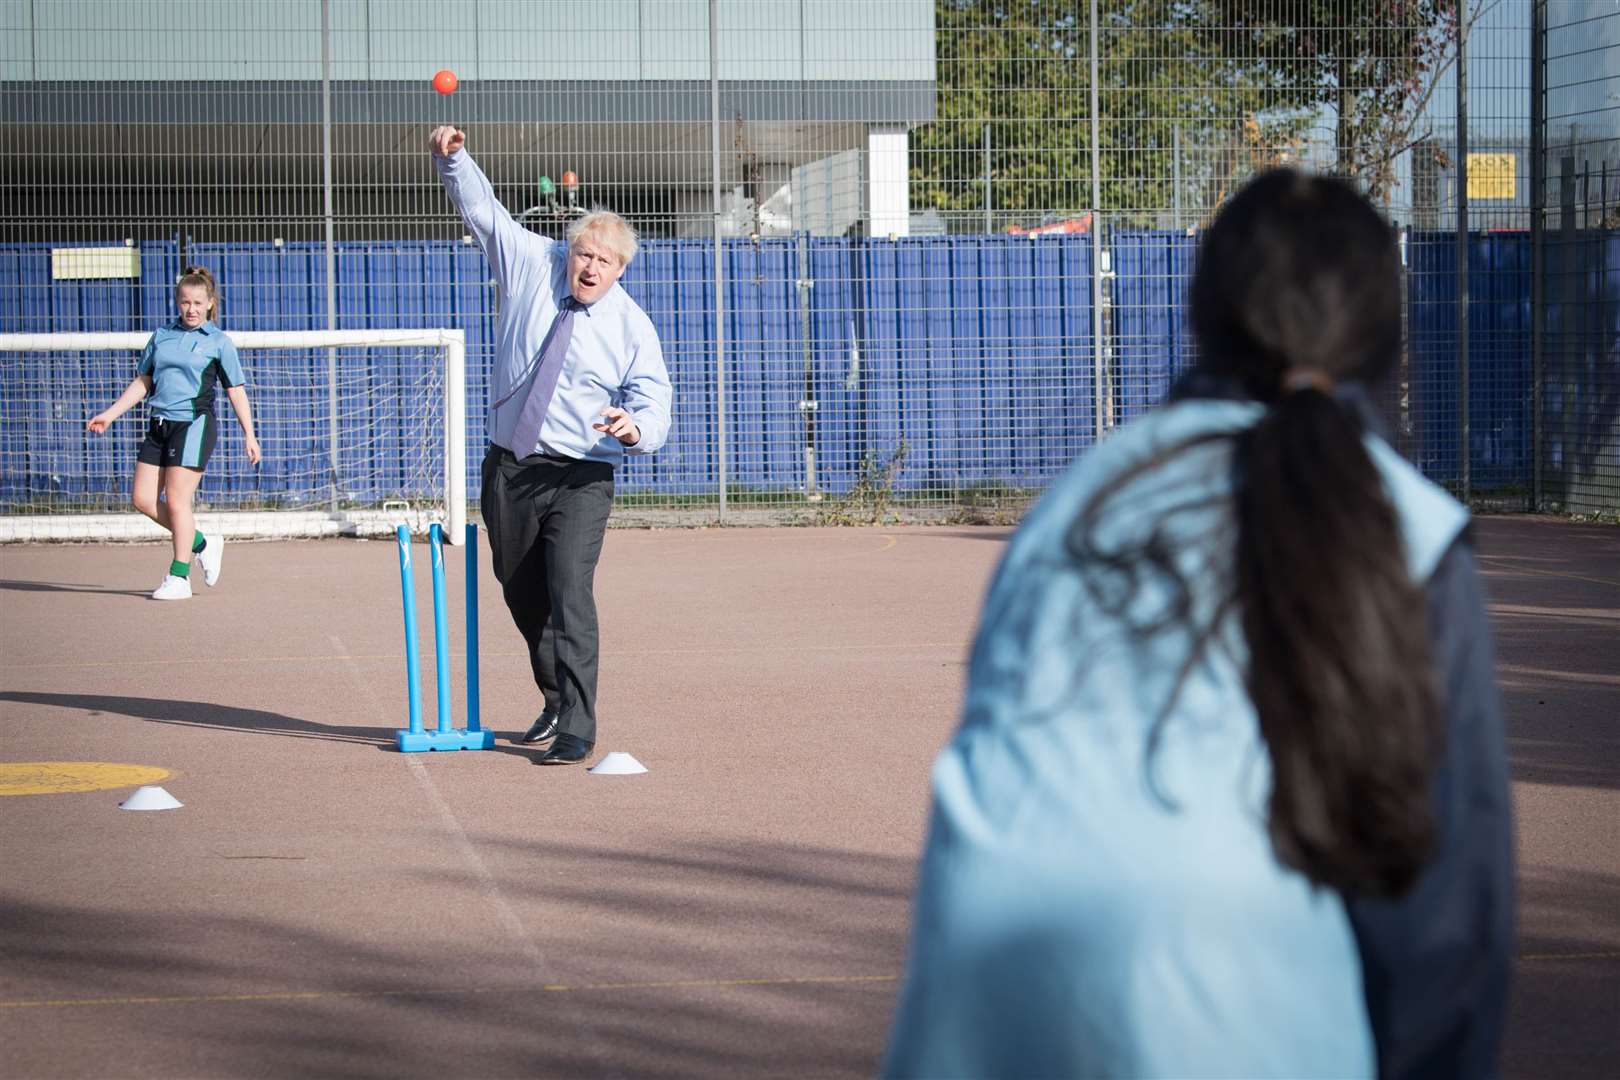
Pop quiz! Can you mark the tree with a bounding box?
[909,1,1091,223]
[1208,0,1466,198]
[911,0,1467,226]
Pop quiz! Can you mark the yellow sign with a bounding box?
[50,246,142,280]
[1467,153,1517,200]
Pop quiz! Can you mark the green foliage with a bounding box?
[913,0,1461,225]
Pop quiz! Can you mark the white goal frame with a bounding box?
[0,329,469,545]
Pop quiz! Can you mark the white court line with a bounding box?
[329,633,548,975]
[402,756,550,972]
[1477,556,1618,589]
[329,635,623,1076]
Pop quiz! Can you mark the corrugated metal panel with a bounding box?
[19,229,1576,510]
[1407,230,1532,492]
[620,238,716,496]
[1111,231,1196,423]
[808,237,864,493]
[1541,227,1619,512]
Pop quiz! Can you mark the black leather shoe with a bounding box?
[517,711,558,745]
[538,732,594,765]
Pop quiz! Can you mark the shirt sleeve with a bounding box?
[216,336,246,388]
[432,147,551,297]
[1346,532,1516,1080]
[619,319,672,456]
[137,333,157,376]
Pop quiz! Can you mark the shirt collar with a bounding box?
[561,291,603,318]
[168,318,219,335]
[554,257,610,318]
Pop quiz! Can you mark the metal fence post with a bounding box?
[1089,0,1106,444]
[1456,9,1470,504]
[984,122,992,234]
[710,0,728,521]
[1529,0,1546,511]
[321,0,339,512]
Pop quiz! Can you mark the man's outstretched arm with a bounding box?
[429,125,548,295]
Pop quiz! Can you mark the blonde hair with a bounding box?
[566,210,638,267]
[177,265,221,321]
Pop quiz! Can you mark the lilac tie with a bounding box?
[509,299,580,458]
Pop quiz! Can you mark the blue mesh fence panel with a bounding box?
[5,230,1560,514]
[1111,231,1197,423]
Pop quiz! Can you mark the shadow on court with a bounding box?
[0,520,1614,1077]
[0,690,540,759]
[1476,516,1619,794]
[1505,866,1620,1076]
[0,838,910,1078]
[0,690,389,746]
[0,578,153,598]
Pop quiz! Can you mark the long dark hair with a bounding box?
[1075,169,1439,898]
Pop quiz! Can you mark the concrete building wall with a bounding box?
[0,0,934,84]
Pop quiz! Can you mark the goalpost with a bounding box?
[0,329,471,545]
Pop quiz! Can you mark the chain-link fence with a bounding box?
[2,0,1615,531]
[1536,0,1619,515]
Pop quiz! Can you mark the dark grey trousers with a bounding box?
[480,444,615,743]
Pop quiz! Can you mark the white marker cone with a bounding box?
[588,752,647,776]
[119,785,183,810]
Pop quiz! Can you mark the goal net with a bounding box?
[0,329,470,545]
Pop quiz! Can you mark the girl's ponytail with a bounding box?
[1072,170,1443,898]
[1231,375,1439,895]
[1195,170,1440,897]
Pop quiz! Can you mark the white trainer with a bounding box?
[195,532,224,586]
[152,574,193,601]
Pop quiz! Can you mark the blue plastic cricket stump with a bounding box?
[395,522,494,752]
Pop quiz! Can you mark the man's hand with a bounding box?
[594,407,640,446]
[428,125,465,158]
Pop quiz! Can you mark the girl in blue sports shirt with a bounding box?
[87,266,261,600]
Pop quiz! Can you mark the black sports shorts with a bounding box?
[136,415,217,470]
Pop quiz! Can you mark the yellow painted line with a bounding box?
[0,762,169,797]
[6,652,407,671]
[547,973,897,993]
[6,641,966,672]
[0,974,897,1010]
[1488,603,1617,620]
[1477,556,1618,589]
[1497,664,1620,687]
[1519,951,1620,962]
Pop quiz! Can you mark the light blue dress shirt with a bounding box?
[433,148,672,465]
[882,399,1470,1079]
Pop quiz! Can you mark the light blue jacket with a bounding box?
[882,398,1469,1079]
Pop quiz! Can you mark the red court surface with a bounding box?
[1,518,1615,1078]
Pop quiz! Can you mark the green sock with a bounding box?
[170,559,191,578]
[192,530,207,553]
